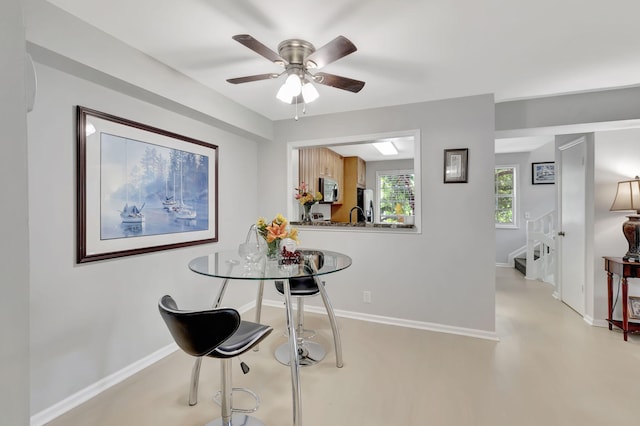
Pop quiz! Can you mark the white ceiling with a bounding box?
[46,0,640,154]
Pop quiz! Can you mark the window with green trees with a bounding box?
[377,170,415,223]
[495,166,517,227]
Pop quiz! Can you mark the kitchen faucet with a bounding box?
[349,206,365,224]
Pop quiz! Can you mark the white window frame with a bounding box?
[376,169,415,224]
[495,164,518,229]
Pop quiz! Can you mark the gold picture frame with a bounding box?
[629,296,640,320]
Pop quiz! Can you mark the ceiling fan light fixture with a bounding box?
[284,74,302,95]
[228,34,364,117]
[301,81,319,103]
[276,85,294,103]
[276,73,302,103]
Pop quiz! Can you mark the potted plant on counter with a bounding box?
[294,182,323,222]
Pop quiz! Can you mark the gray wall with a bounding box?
[1,1,30,424]
[263,95,497,333]
[495,142,556,263]
[27,57,261,415]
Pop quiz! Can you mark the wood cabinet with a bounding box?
[356,156,366,188]
[331,156,366,223]
[298,147,343,203]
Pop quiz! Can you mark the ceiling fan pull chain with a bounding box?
[294,96,299,121]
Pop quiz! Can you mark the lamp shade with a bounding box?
[610,177,640,214]
[611,176,640,261]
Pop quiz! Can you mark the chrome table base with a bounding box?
[275,340,326,366]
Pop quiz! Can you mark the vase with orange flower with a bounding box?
[294,182,323,222]
[256,214,299,260]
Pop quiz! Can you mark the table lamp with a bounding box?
[610,176,640,262]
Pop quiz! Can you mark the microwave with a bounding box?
[319,177,339,203]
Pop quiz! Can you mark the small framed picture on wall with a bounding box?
[444,148,468,183]
[532,162,555,185]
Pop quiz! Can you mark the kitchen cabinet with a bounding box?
[299,147,343,203]
[331,156,366,222]
[356,156,366,188]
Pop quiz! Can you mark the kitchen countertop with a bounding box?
[291,221,415,229]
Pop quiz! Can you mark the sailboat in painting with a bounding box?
[120,139,145,224]
[162,167,177,211]
[173,151,196,220]
[120,202,145,223]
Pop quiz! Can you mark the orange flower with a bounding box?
[266,221,288,243]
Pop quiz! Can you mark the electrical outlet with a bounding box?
[363,291,372,304]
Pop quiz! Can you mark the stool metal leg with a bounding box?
[189,357,202,406]
[191,277,231,406]
[221,358,232,424]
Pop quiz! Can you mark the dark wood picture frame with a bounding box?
[531,161,555,185]
[444,148,469,183]
[76,106,218,263]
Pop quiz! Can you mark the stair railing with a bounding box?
[525,211,556,283]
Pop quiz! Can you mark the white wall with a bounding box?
[259,96,497,333]
[27,56,261,415]
[593,128,640,321]
[0,0,30,424]
[365,158,414,189]
[23,0,273,142]
[495,142,556,263]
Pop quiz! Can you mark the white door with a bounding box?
[558,138,586,315]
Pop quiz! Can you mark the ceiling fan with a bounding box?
[226,34,365,106]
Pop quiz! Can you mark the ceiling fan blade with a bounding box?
[232,34,287,65]
[313,72,365,93]
[305,36,357,69]
[226,73,279,84]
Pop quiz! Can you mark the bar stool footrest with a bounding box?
[213,387,260,414]
[206,413,265,426]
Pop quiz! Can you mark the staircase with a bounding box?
[514,211,556,284]
[514,250,539,276]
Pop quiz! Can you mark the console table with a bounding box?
[603,256,640,341]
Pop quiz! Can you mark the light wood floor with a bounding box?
[47,267,640,425]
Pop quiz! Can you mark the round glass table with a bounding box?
[188,248,352,426]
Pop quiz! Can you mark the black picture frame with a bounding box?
[444,148,468,183]
[532,161,555,185]
[76,106,218,263]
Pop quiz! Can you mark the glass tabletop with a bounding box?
[188,248,352,280]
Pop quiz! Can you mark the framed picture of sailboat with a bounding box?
[76,106,218,263]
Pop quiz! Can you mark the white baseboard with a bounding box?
[30,343,178,426]
[584,315,608,328]
[496,262,511,268]
[260,299,500,341]
[32,299,499,424]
